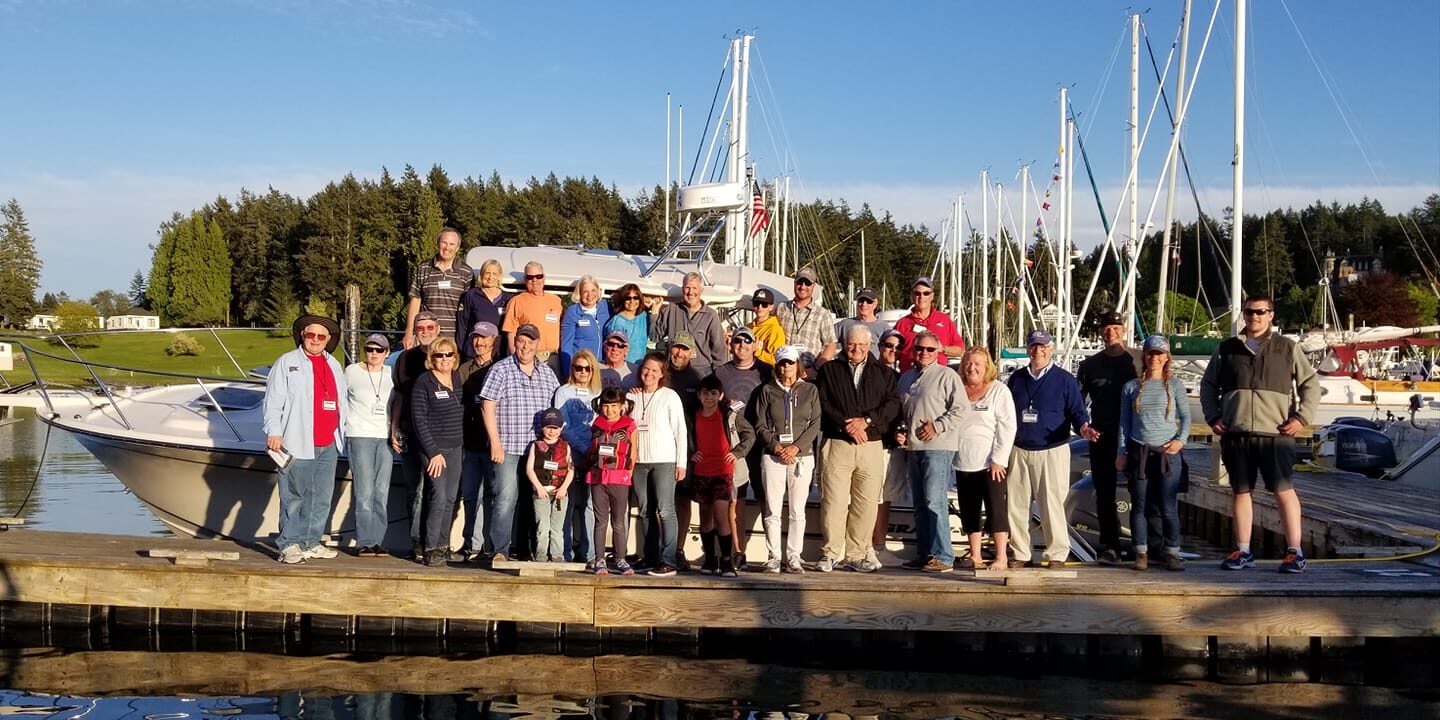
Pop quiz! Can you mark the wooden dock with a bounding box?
[0,529,1435,641]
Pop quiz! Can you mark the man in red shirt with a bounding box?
[892,277,964,371]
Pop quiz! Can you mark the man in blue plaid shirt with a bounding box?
[481,323,559,562]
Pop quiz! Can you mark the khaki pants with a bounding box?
[1006,445,1072,563]
[818,439,884,562]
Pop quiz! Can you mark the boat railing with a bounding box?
[0,327,398,441]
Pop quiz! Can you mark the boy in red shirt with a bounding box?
[687,374,755,577]
[589,387,638,576]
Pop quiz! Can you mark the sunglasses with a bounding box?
[303,332,329,341]
[415,323,439,332]
[731,336,755,344]
[914,346,940,354]
[572,365,593,372]
[605,341,628,349]
[1242,308,1271,316]
[525,274,545,281]
[431,352,456,359]
[364,346,386,354]
[913,290,933,297]
[881,343,901,351]
[794,279,815,287]
[857,298,876,304]
[624,295,642,301]
[777,359,798,366]
[753,301,772,307]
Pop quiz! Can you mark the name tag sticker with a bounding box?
[578,318,592,327]
[637,423,649,432]
[437,280,452,290]
[1022,410,1039,424]
[321,400,338,411]
[543,460,559,471]
[545,313,559,324]
[435,390,450,400]
[779,433,794,444]
[372,406,387,416]
[598,444,617,458]
[730,400,745,412]
[973,402,989,411]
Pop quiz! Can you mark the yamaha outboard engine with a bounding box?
[1316,425,1398,478]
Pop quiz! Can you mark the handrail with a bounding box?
[196,378,245,442]
[207,326,249,378]
[54,333,133,431]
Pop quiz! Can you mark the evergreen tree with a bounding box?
[0,199,43,328]
[128,269,148,309]
[151,212,231,326]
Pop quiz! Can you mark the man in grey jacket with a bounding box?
[1200,293,1319,573]
[896,331,966,573]
[650,271,728,375]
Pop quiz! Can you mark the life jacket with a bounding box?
[589,416,636,486]
[530,439,571,488]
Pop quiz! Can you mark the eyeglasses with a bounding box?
[794,279,814,287]
[1242,308,1271,316]
[881,343,901,351]
[303,332,329,341]
[624,295,642,301]
[364,346,386,354]
[914,346,940,354]
[431,352,456,359]
[856,298,876,304]
[572,365,593,372]
[525,274,545,281]
[913,290,933,297]
[731,336,755,344]
[605,341,628,348]
[415,323,438,332]
[777,359,797,366]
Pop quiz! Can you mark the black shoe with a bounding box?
[719,555,737,578]
[733,550,747,571]
[700,553,718,575]
[901,556,929,571]
[1097,548,1120,566]
[647,563,678,577]
[424,549,447,567]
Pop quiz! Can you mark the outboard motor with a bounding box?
[1315,424,1398,478]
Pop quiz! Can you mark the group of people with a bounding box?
[261,227,1319,576]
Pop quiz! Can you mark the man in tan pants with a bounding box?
[814,325,901,572]
[1004,330,1099,568]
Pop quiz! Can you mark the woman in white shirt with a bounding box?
[952,347,1017,570]
[344,333,396,556]
[627,351,689,576]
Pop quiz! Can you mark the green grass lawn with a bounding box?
[1,329,311,387]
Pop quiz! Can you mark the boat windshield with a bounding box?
[194,387,265,412]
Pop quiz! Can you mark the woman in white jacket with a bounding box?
[952,347,1017,570]
[627,351,689,576]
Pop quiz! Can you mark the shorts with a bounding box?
[1220,434,1296,493]
[691,474,734,504]
[881,448,911,505]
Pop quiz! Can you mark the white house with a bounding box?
[105,310,161,331]
[26,314,57,331]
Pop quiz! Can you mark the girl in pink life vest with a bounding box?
[589,387,638,576]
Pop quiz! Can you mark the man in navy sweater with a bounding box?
[1005,330,1099,569]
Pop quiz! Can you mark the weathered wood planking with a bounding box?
[7,649,1434,718]
[0,530,1436,637]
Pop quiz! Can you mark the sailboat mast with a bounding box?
[995,182,1006,350]
[1057,87,1068,351]
[981,170,991,353]
[723,37,742,266]
[1231,0,1247,334]
[665,94,671,239]
[1018,165,1029,347]
[737,35,754,266]
[1157,0,1192,334]
[1125,12,1141,346]
[1065,115,1077,348]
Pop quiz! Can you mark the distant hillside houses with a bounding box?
[26,310,161,331]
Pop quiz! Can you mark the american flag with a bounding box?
[749,184,770,239]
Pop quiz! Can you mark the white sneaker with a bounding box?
[783,558,806,574]
[761,558,782,574]
[812,556,836,572]
[303,544,338,560]
[278,544,306,564]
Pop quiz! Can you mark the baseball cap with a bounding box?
[363,333,390,350]
[605,328,630,344]
[414,310,440,327]
[856,287,878,302]
[1026,329,1054,347]
[468,321,499,338]
[540,408,564,428]
[879,329,906,351]
[793,267,818,283]
[670,331,696,350]
[731,326,756,342]
[751,288,775,305]
[515,323,540,341]
[775,345,802,364]
[1098,310,1124,327]
[912,276,934,290]
[1143,335,1171,353]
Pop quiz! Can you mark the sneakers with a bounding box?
[845,551,881,573]
[1279,550,1307,574]
[812,556,837,573]
[783,559,805,574]
[358,545,386,558]
[278,544,306,564]
[303,544,338,560]
[424,549,447,567]
[491,552,509,565]
[1221,549,1255,570]
[1166,554,1187,572]
[648,563,678,577]
[1098,548,1121,566]
[700,554,719,575]
[733,550,748,572]
[675,557,692,572]
[595,563,610,576]
[614,560,636,576]
[901,556,929,571]
[1007,558,1028,569]
[719,556,738,578]
[1132,552,1149,571]
[921,557,953,573]
[761,558,782,574]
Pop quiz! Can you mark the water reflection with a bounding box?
[0,410,166,536]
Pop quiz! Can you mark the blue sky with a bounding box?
[1,0,1436,298]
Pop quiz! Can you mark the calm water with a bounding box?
[0,410,1434,719]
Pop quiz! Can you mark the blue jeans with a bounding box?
[276,443,339,551]
[424,447,463,552]
[460,451,492,554]
[486,454,523,557]
[400,445,426,543]
[908,449,956,565]
[632,462,678,566]
[347,437,393,548]
[1128,445,1183,553]
[566,466,595,562]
